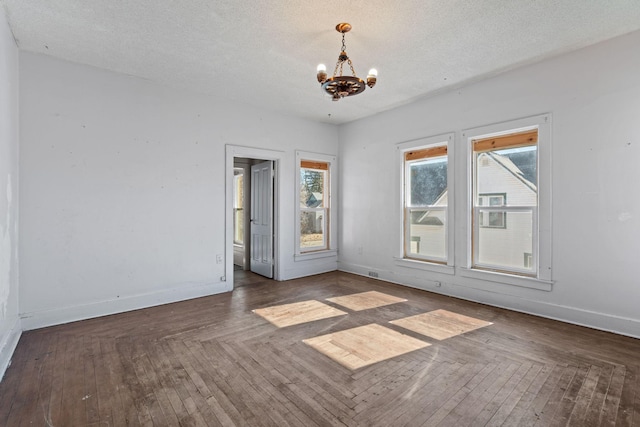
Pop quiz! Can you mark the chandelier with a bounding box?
[316,23,377,101]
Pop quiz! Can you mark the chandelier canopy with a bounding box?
[316,23,377,101]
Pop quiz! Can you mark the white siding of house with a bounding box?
[476,154,536,270]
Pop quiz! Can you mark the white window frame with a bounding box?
[460,114,552,290]
[395,133,455,275]
[295,151,338,260]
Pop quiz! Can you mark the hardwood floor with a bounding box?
[1,271,638,426]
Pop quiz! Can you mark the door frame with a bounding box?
[225,145,283,287]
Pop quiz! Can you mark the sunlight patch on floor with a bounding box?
[303,323,430,370]
[253,300,348,328]
[326,291,407,311]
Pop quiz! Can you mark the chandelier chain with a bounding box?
[347,58,357,77]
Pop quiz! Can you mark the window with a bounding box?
[396,116,550,288]
[478,193,506,228]
[398,134,454,269]
[233,168,244,245]
[471,127,539,276]
[299,160,328,251]
[296,151,337,256]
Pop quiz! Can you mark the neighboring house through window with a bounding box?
[471,128,538,275]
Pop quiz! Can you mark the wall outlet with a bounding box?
[357,246,363,255]
[435,281,442,287]
[368,271,379,278]
[216,254,223,264]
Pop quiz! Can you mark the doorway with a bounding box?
[225,145,283,287]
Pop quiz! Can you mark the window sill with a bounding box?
[295,249,338,261]
[459,267,553,291]
[394,258,455,275]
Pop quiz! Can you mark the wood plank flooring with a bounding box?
[1,270,639,426]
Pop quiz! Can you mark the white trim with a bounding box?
[394,258,455,275]
[294,249,338,261]
[458,267,552,291]
[295,150,338,258]
[20,280,229,331]
[0,318,22,381]
[226,145,284,284]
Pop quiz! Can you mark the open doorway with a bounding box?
[225,145,282,288]
[232,158,274,278]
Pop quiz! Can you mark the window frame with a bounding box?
[395,133,455,275]
[295,151,338,259]
[461,114,552,290]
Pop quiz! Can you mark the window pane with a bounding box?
[408,158,447,206]
[300,168,325,208]
[405,150,447,262]
[475,147,537,206]
[407,208,446,260]
[300,210,325,249]
[476,209,533,272]
[233,171,244,244]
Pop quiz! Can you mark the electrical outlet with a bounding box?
[216,254,223,264]
[368,271,379,278]
[435,281,442,287]
[357,246,363,255]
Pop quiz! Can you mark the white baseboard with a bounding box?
[338,262,640,340]
[0,317,22,381]
[20,280,232,331]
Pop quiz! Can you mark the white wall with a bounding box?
[19,53,338,329]
[0,6,20,378]
[338,30,640,338]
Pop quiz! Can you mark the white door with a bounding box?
[250,161,274,278]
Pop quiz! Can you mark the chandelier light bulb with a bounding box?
[317,63,328,83]
[366,68,378,88]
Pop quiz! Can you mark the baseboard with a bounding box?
[338,262,640,340]
[0,317,22,381]
[20,280,232,331]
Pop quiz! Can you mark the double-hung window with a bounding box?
[464,114,552,287]
[296,151,337,256]
[399,134,454,268]
[472,129,538,275]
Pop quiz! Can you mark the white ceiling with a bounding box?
[3,1,640,124]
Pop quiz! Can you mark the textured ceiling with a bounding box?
[2,0,640,124]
